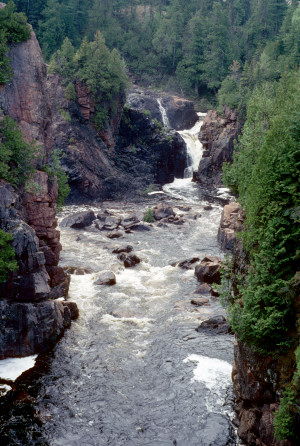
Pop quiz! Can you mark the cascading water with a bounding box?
[157,98,170,128]
[0,111,238,446]
[179,112,206,179]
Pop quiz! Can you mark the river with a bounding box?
[1,113,237,445]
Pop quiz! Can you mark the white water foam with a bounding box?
[0,355,37,381]
[184,354,232,412]
[157,98,170,128]
[179,112,206,178]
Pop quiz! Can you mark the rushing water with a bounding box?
[1,114,237,445]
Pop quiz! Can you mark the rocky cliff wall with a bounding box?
[219,204,299,446]
[0,176,76,359]
[194,106,242,187]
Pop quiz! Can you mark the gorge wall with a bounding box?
[194,106,242,187]
[218,204,299,446]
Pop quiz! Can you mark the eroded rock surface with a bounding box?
[194,106,242,187]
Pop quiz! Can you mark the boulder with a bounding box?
[112,245,133,254]
[173,257,200,269]
[195,256,222,284]
[196,315,232,334]
[60,210,96,229]
[120,215,140,230]
[191,298,209,306]
[153,203,175,221]
[103,215,121,230]
[106,230,123,239]
[218,202,240,251]
[62,301,79,320]
[118,253,141,268]
[94,271,116,286]
[194,283,212,295]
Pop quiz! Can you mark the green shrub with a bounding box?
[0,116,36,186]
[43,149,70,211]
[222,71,300,354]
[60,109,71,122]
[0,1,31,84]
[94,108,108,131]
[0,229,18,283]
[274,346,300,442]
[143,208,155,223]
[64,82,76,101]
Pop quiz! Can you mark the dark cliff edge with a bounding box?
[193,106,242,187]
[0,27,77,359]
[218,204,299,446]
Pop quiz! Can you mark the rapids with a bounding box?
[0,113,238,445]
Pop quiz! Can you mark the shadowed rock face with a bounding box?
[0,27,51,163]
[0,177,76,359]
[193,107,242,187]
[127,88,198,130]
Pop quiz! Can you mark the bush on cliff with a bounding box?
[0,229,18,282]
[222,71,300,354]
[49,32,127,132]
[42,149,70,211]
[0,116,36,186]
[0,1,31,83]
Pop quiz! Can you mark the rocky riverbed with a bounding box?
[0,179,239,445]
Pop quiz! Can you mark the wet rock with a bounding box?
[112,245,133,254]
[173,257,200,270]
[196,315,232,334]
[62,301,79,320]
[63,266,93,275]
[94,271,116,286]
[103,215,121,230]
[194,283,212,295]
[60,210,96,229]
[118,253,141,268]
[218,202,240,251]
[194,106,242,187]
[195,256,222,284]
[191,298,209,306]
[0,300,69,358]
[120,215,140,230]
[106,230,123,239]
[94,220,105,231]
[153,203,175,220]
[204,205,213,210]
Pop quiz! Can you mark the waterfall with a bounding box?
[178,112,206,178]
[157,98,170,128]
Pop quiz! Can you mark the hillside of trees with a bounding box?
[6,1,297,106]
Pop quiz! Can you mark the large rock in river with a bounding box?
[195,256,222,284]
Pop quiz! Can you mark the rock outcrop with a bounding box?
[218,202,241,251]
[194,106,242,187]
[0,178,77,359]
[127,87,198,130]
[221,206,299,446]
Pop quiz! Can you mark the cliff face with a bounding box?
[219,204,299,446]
[127,87,198,130]
[0,176,74,359]
[0,27,76,358]
[194,107,242,187]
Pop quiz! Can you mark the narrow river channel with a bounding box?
[1,114,238,446]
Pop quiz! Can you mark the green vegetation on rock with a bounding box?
[0,1,31,83]
[0,115,36,186]
[0,229,17,283]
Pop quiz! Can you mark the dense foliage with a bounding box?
[8,0,298,101]
[223,72,300,354]
[0,116,36,186]
[0,229,18,283]
[0,0,30,83]
[49,32,127,130]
